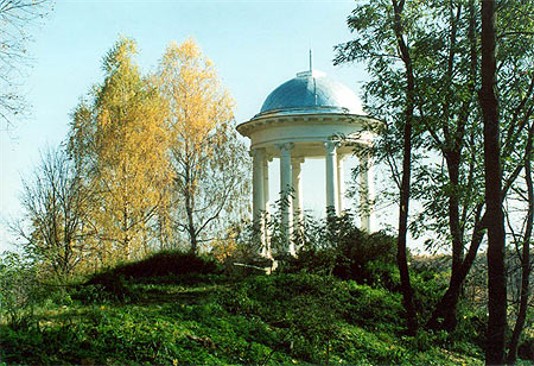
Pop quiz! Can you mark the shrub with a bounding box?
[279,212,399,287]
[75,251,224,303]
[331,228,398,287]
[0,252,49,330]
[284,247,338,276]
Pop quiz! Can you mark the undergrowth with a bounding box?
[0,259,487,365]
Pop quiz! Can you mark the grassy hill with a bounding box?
[0,251,496,365]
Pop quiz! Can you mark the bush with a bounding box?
[409,260,451,320]
[331,228,398,287]
[0,252,49,330]
[284,247,338,276]
[280,212,399,288]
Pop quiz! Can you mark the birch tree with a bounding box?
[69,37,172,265]
[156,39,250,254]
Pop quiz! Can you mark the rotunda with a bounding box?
[237,69,380,255]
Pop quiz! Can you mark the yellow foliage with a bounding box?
[69,37,173,265]
[158,38,234,154]
[67,36,249,267]
[211,238,238,263]
[156,38,245,253]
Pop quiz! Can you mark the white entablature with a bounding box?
[236,69,381,256]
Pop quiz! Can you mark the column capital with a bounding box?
[249,147,266,158]
[324,140,341,153]
[291,157,305,165]
[276,142,295,152]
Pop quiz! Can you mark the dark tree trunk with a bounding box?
[507,124,533,364]
[427,0,479,332]
[184,162,198,254]
[392,0,418,336]
[479,1,507,364]
[427,205,486,331]
[447,153,464,277]
[186,192,198,254]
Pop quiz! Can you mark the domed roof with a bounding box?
[257,70,364,117]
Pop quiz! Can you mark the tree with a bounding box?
[335,0,422,335]
[156,39,250,254]
[393,0,485,332]
[505,96,533,364]
[506,132,533,362]
[12,147,91,279]
[69,37,172,265]
[479,0,506,362]
[421,0,534,333]
[0,0,53,129]
[390,0,419,336]
[499,2,534,361]
[336,0,534,336]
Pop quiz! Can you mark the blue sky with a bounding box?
[0,0,371,252]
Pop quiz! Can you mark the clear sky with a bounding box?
[0,0,373,252]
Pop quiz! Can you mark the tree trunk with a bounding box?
[392,0,418,336]
[186,190,198,254]
[446,153,464,277]
[479,1,507,364]
[507,124,533,364]
[427,0,479,332]
[427,205,485,331]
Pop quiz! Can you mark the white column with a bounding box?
[292,157,304,224]
[262,156,271,257]
[278,143,294,252]
[337,154,345,213]
[359,152,371,232]
[263,157,270,211]
[368,152,375,231]
[325,141,339,216]
[251,148,265,222]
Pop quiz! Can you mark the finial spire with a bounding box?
[309,49,312,72]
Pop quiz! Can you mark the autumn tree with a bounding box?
[12,147,91,279]
[0,0,53,129]
[69,37,172,265]
[156,39,249,254]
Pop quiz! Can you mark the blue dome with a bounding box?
[258,70,363,116]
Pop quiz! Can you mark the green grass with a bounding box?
[0,249,493,365]
[0,267,488,366]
